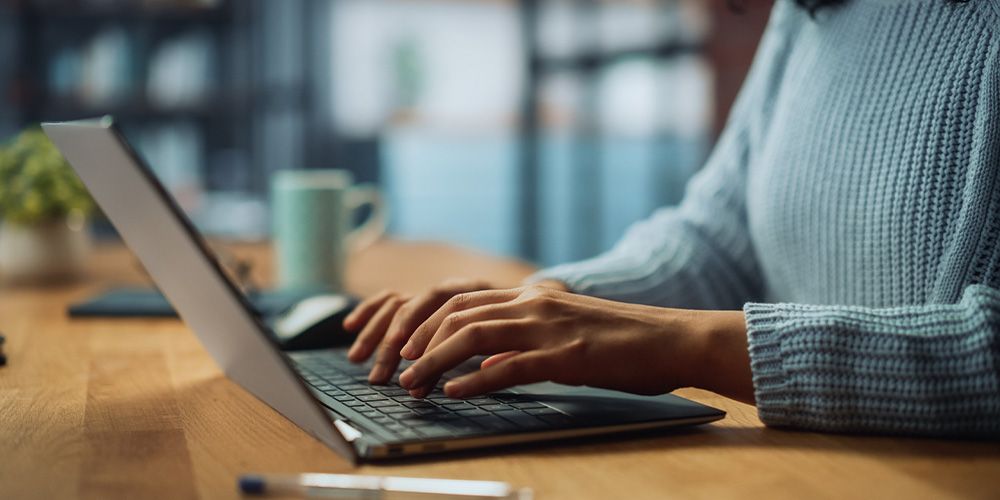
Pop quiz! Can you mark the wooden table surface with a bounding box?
[2,240,998,500]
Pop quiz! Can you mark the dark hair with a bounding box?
[727,0,970,15]
[793,0,846,13]
[793,0,969,15]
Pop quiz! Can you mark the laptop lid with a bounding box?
[42,118,357,463]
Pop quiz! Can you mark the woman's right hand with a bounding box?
[343,278,496,384]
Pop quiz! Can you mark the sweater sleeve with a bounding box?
[745,284,1000,437]
[527,135,762,309]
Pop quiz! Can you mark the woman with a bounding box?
[344,0,1000,437]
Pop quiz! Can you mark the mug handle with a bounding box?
[344,184,387,253]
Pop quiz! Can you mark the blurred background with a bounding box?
[0,0,770,268]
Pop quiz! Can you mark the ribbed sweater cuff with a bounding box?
[743,287,1000,437]
[742,302,795,427]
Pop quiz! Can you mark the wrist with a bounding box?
[533,279,569,292]
[690,310,755,404]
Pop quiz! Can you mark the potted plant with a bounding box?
[0,128,94,283]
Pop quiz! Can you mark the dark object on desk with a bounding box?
[68,287,328,318]
[0,333,6,366]
[68,287,358,351]
[270,294,359,351]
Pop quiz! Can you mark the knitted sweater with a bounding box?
[532,0,1000,437]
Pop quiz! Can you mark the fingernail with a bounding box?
[444,381,464,398]
[347,345,359,361]
[399,367,417,388]
[399,343,414,359]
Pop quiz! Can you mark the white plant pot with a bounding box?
[0,218,92,284]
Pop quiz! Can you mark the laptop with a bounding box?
[43,117,725,463]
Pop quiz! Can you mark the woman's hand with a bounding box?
[396,285,755,403]
[342,279,568,384]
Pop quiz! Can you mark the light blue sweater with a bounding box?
[533,0,1000,437]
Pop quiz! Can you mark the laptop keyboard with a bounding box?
[293,351,575,441]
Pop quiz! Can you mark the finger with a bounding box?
[368,298,437,384]
[410,324,521,398]
[347,296,404,363]
[401,288,521,359]
[418,302,526,362]
[444,350,556,398]
[399,319,540,390]
[377,287,460,362]
[404,306,524,397]
[481,351,520,369]
[343,290,394,332]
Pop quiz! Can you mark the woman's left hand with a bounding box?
[396,285,754,403]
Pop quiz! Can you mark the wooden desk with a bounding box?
[2,241,998,499]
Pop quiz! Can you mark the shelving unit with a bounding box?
[3,1,249,192]
[0,0,330,239]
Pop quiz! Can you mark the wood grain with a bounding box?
[1,240,997,499]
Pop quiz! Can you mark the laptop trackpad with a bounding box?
[509,383,722,423]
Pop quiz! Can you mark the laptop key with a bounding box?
[378,387,410,396]
[402,401,436,409]
[466,398,498,406]
[411,407,442,416]
[510,402,547,410]
[382,406,415,415]
[480,404,509,412]
[345,400,368,408]
[491,393,525,402]
[369,400,397,408]
[457,408,490,417]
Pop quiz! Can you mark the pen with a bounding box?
[238,473,533,500]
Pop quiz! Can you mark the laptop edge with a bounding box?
[42,118,358,463]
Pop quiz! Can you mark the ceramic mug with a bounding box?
[271,169,385,290]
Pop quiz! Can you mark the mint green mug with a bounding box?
[271,169,385,290]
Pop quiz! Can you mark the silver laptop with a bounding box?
[43,117,724,463]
